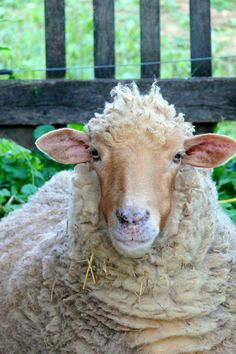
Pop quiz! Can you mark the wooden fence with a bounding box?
[0,0,235,148]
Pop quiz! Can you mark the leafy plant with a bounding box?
[213,122,236,223]
[214,160,236,222]
[67,122,85,131]
[33,124,55,139]
[0,126,73,217]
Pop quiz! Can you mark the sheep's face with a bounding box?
[36,125,236,258]
[90,126,185,257]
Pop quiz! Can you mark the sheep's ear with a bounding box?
[182,133,236,168]
[35,128,91,164]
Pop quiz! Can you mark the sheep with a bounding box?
[0,82,236,354]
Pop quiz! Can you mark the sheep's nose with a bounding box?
[116,208,150,226]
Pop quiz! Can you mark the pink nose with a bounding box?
[116,208,150,226]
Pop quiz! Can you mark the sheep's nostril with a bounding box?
[116,208,150,226]
[116,209,129,224]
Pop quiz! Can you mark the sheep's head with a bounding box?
[36,83,236,258]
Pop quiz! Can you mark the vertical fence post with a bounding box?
[44,0,66,78]
[190,0,211,77]
[93,0,115,78]
[190,0,214,133]
[140,0,160,78]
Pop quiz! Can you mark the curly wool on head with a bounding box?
[87,82,194,144]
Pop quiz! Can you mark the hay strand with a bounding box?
[82,254,95,289]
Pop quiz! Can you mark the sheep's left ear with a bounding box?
[182,134,236,168]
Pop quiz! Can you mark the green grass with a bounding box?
[0,0,236,79]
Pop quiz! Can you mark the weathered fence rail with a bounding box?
[1,78,236,124]
[0,0,235,148]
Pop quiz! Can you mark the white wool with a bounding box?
[0,83,235,353]
[87,82,194,143]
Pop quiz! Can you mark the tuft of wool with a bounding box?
[87,82,194,144]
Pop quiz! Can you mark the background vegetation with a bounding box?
[0,0,235,221]
[1,0,236,79]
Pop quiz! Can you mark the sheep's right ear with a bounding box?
[35,128,91,164]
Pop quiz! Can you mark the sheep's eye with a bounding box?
[173,152,183,163]
[91,148,101,162]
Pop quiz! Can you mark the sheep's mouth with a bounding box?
[109,227,158,258]
[111,236,156,258]
[113,237,150,250]
[117,239,147,246]
[114,237,152,249]
[113,232,152,244]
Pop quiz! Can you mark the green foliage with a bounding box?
[213,160,236,222]
[1,0,236,79]
[67,123,85,131]
[33,124,55,139]
[211,0,235,11]
[0,129,72,218]
[213,122,236,139]
[213,122,236,223]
